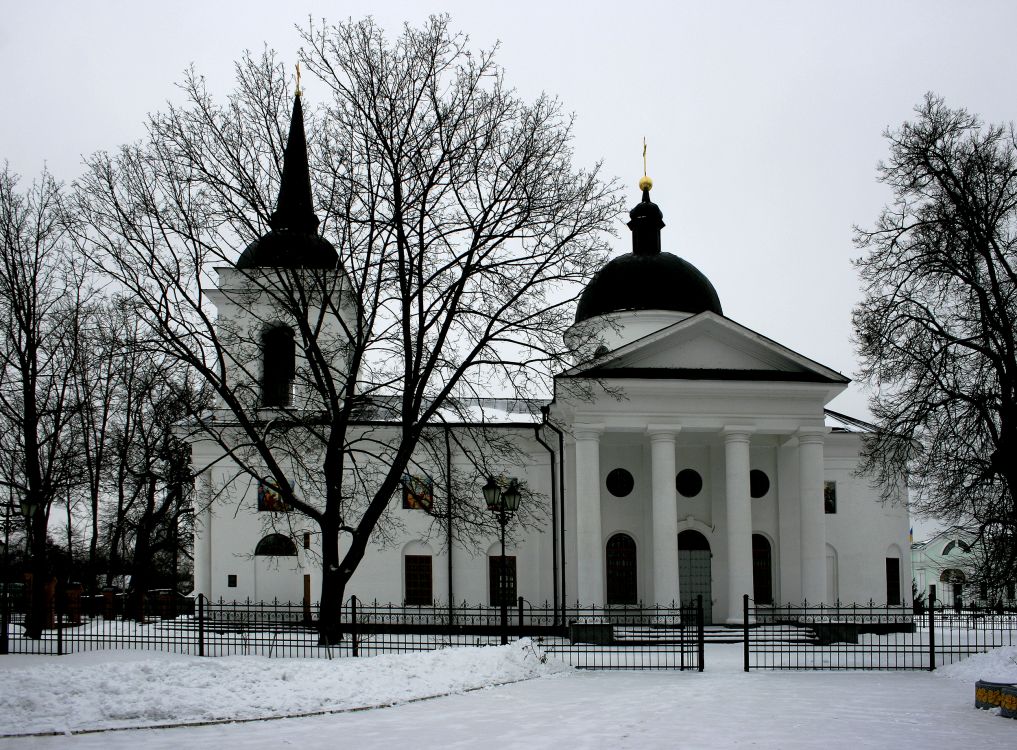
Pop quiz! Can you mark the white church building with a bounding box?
[191,96,913,625]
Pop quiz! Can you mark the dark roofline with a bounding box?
[560,367,847,384]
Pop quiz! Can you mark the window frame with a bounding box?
[605,533,638,605]
[404,554,433,606]
[261,325,296,408]
[824,481,837,514]
[488,555,518,607]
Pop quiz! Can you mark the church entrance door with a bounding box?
[677,530,713,624]
[752,534,774,604]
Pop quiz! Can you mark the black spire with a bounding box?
[270,94,320,234]
[627,183,665,256]
[236,92,337,270]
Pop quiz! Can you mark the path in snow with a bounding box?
[1,643,1014,748]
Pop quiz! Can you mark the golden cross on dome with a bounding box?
[640,137,653,191]
[296,63,302,97]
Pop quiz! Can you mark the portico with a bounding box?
[569,416,836,623]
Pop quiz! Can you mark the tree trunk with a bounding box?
[127,476,157,622]
[23,509,49,639]
[317,520,344,645]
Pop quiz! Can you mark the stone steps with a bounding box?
[611,624,820,645]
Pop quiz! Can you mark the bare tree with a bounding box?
[73,16,619,641]
[0,164,86,637]
[854,94,1017,597]
[70,301,125,596]
[115,366,205,618]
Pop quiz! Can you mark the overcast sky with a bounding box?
[4,0,1017,424]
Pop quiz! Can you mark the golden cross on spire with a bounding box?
[295,63,302,97]
[640,137,653,192]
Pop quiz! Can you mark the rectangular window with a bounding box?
[402,474,434,511]
[227,574,237,588]
[258,479,292,512]
[824,481,837,514]
[303,532,311,549]
[488,556,517,607]
[404,555,433,605]
[885,558,901,605]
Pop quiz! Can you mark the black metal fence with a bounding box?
[743,593,1017,671]
[1,592,705,671]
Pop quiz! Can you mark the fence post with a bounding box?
[198,594,205,657]
[744,594,752,671]
[518,596,524,629]
[351,595,359,657]
[0,582,9,655]
[697,594,705,672]
[56,587,63,656]
[928,584,936,671]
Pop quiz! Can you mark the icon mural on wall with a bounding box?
[402,474,433,511]
[258,478,293,512]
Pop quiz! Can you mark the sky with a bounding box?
[4,0,1017,422]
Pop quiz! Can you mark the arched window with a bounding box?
[262,325,295,407]
[942,539,971,555]
[606,533,638,605]
[826,543,839,603]
[255,534,297,556]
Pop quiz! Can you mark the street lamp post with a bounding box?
[19,497,41,639]
[483,476,522,645]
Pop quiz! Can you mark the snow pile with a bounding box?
[936,646,1017,683]
[0,639,570,736]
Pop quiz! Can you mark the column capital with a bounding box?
[796,426,827,445]
[573,424,604,441]
[646,424,682,441]
[722,425,756,442]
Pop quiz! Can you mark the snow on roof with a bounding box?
[433,398,548,424]
[824,409,876,433]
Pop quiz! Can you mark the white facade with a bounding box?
[191,304,913,623]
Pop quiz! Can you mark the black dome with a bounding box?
[574,251,722,323]
[237,230,337,270]
[574,184,722,323]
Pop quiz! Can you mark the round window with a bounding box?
[750,469,770,498]
[675,469,703,498]
[605,468,634,497]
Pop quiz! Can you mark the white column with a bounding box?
[574,426,604,606]
[798,428,828,604]
[648,426,681,606]
[724,426,755,624]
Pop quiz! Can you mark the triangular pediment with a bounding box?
[564,312,848,384]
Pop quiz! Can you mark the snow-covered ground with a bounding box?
[1,641,1015,748]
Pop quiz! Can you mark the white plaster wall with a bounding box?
[192,414,911,610]
[824,434,912,605]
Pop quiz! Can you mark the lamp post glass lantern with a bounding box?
[484,476,522,644]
